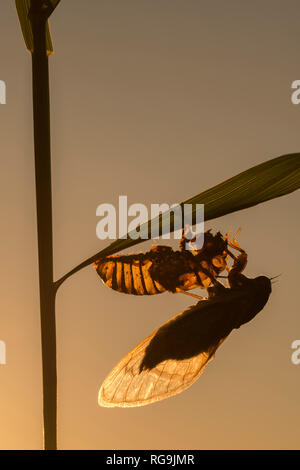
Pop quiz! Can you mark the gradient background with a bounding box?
[0,0,300,450]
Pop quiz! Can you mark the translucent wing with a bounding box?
[99,333,226,408]
[99,294,240,408]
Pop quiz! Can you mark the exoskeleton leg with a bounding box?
[226,230,248,287]
[177,289,207,300]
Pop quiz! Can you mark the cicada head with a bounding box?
[253,275,272,296]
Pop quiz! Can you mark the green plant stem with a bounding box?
[30,1,57,450]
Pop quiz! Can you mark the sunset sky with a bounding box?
[0,0,300,449]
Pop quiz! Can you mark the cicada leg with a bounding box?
[227,227,242,251]
[225,229,248,287]
[226,228,246,263]
[176,289,207,301]
[223,227,232,243]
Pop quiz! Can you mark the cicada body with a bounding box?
[99,242,272,408]
[94,230,229,295]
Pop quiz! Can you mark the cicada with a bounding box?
[99,238,272,408]
[94,229,230,297]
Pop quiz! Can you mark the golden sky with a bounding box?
[0,0,299,449]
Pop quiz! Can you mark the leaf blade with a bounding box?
[96,153,300,258]
[55,153,300,288]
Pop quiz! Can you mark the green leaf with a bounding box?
[184,152,300,221]
[94,153,300,258]
[15,0,61,54]
[56,153,300,287]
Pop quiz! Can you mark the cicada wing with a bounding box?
[99,304,228,408]
[94,254,166,295]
